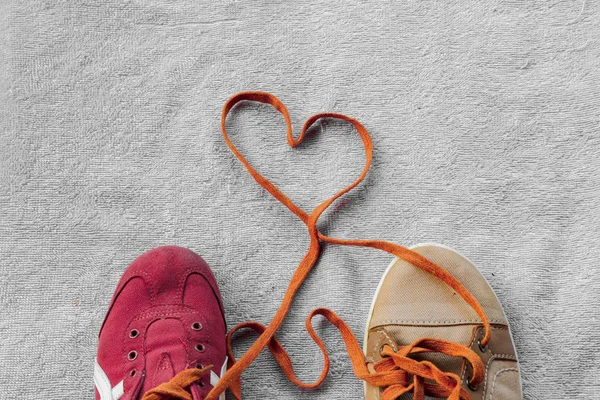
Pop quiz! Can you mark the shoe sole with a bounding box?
[362,242,524,397]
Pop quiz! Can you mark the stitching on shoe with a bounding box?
[364,334,376,363]
[489,368,519,400]
[373,318,507,325]
[367,330,383,362]
[178,267,195,302]
[131,310,198,321]
[138,270,157,305]
[380,330,396,350]
[467,326,508,351]
[481,355,519,396]
[461,326,512,383]
[366,329,396,363]
[371,332,385,363]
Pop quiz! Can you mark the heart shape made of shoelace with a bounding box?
[142,91,491,400]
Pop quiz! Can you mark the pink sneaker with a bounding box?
[94,246,228,400]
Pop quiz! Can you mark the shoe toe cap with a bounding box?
[368,243,508,330]
[100,246,225,337]
[117,246,221,306]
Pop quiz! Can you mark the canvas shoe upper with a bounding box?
[94,246,227,400]
[364,244,523,400]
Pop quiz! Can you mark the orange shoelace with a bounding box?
[141,91,490,400]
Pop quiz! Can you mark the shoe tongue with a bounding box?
[142,319,192,396]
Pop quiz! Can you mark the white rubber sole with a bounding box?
[361,242,524,397]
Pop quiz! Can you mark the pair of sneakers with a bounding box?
[94,91,523,399]
[95,244,521,400]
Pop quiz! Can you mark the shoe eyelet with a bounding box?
[467,377,478,391]
[191,322,203,331]
[477,339,488,353]
[130,369,137,377]
[198,381,205,387]
[127,350,138,361]
[129,329,140,339]
[195,344,205,352]
[196,363,204,369]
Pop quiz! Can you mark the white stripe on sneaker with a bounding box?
[209,357,228,400]
[94,358,123,400]
[95,356,227,400]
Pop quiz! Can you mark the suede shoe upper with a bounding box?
[95,246,227,400]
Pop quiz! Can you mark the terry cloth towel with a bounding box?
[1,1,599,398]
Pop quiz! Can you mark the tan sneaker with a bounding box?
[364,243,523,400]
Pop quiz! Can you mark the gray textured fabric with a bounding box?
[1,1,599,398]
